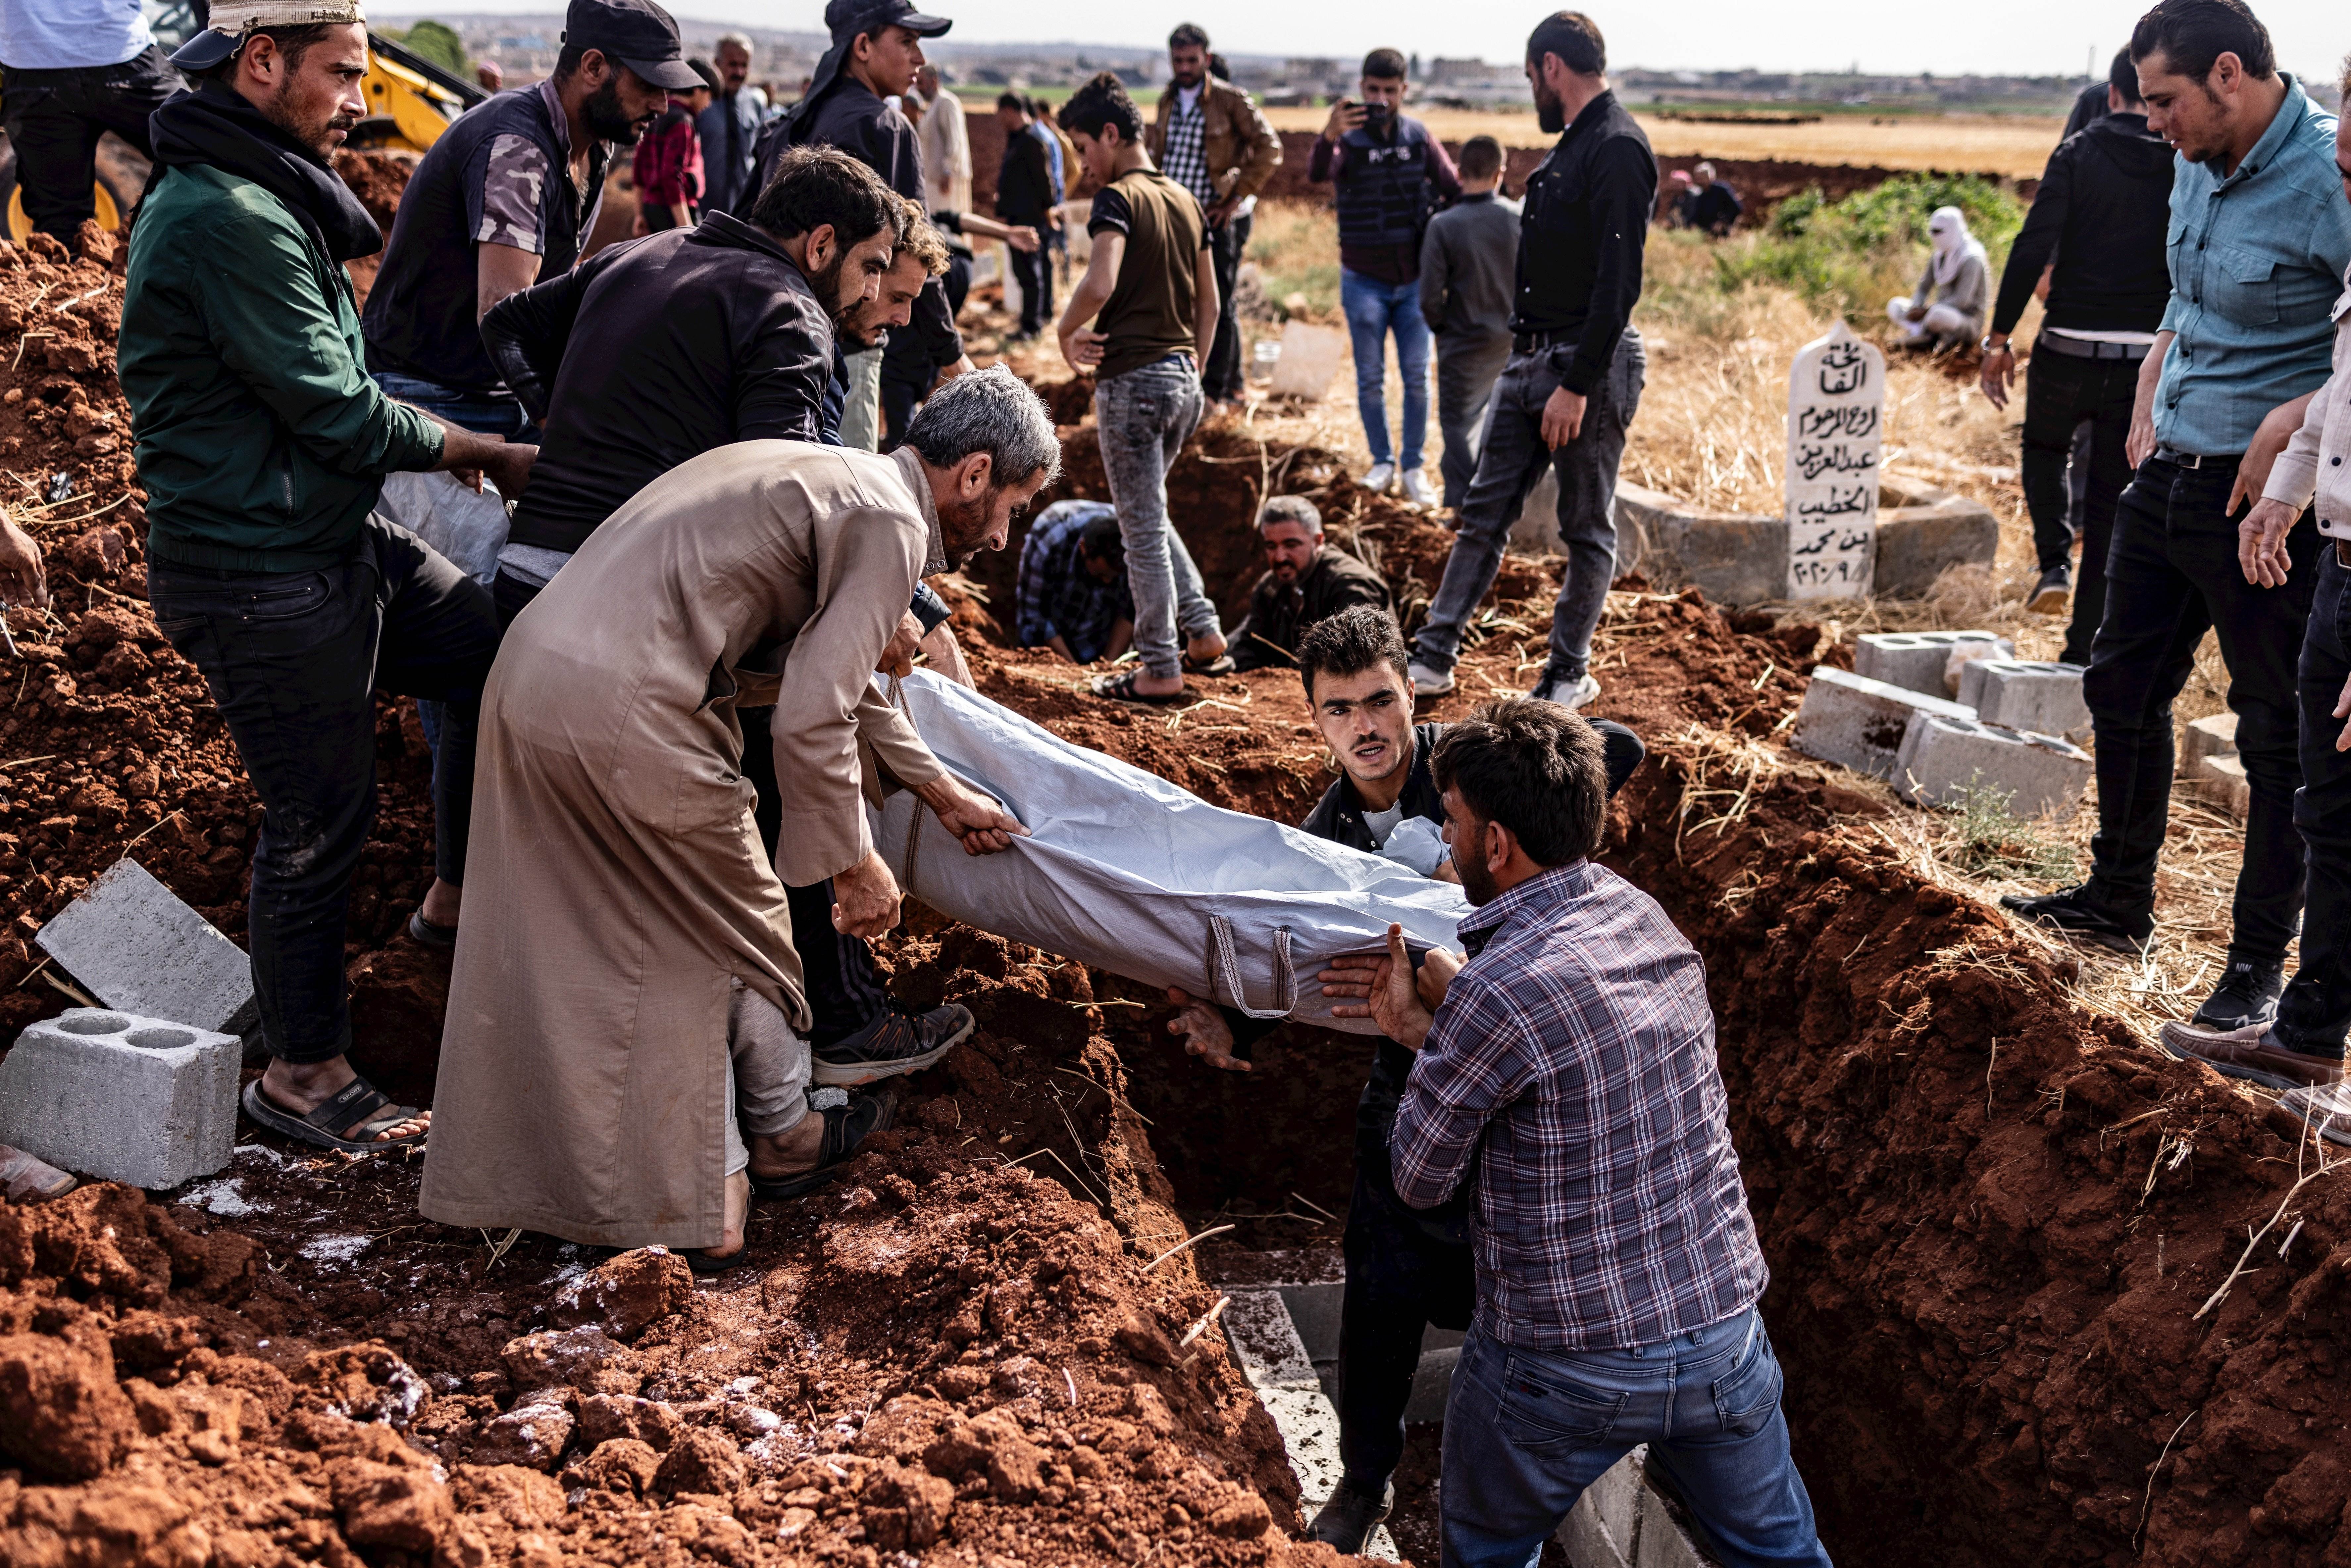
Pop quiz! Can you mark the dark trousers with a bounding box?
[1203,213,1251,401]
[1337,1146,1475,1492]
[1009,235,1053,337]
[2084,457,2317,964]
[1413,333,1644,683]
[0,45,175,247]
[741,706,892,1047]
[149,517,496,1064]
[2021,349,2137,664]
[2280,546,2351,1055]
[1435,329,1514,511]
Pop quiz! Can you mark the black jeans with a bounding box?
[2279,545,2351,1055]
[1413,333,1644,683]
[2021,349,2138,664]
[1202,212,1251,401]
[1009,236,1053,337]
[148,517,497,1064]
[0,45,176,247]
[1337,1136,1475,1494]
[742,707,892,1047]
[2083,457,2317,964]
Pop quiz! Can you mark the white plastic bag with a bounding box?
[375,470,510,585]
[1375,815,1450,878]
[868,671,1469,1033]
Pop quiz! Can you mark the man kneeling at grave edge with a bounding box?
[1158,605,1643,1552]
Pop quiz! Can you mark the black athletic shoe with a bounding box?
[1306,1481,1394,1554]
[2028,563,2072,614]
[1998,884,2154,956]
[2191,960,2286,1032]
[812,1003,974,1087]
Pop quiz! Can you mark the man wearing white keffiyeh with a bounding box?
[1886,205,1989,348]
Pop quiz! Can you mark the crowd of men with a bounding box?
[47,0,2351,1561]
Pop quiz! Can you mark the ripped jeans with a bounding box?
[148,516,498,1064]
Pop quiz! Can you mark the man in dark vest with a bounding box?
[361,0,693,439]
[1310,48,1461,508]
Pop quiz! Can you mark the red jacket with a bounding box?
[632,101,705,210]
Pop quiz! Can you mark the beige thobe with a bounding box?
[419,441,946,1248]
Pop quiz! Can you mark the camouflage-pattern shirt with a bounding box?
[472,79,601,253]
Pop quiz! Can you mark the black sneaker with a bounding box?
[2028,563,2072,614]
[1306,1480,1394,1554]
[1998,884,2154,956]
[2191,960,2285,1031]
[812,1003,974,1087]
[747,1087,898,1200]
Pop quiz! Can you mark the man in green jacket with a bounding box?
[120,1,534,1153]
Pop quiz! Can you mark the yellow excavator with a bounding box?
[2,13,483,244]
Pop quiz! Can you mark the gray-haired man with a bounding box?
[699,31,767,220]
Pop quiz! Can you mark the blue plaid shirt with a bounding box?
[1390,859,1767,1350]
[2155,76,2351,456]
[1014,500,1131,663]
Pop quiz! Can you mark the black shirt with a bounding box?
[1991,113,2175,337]
[1513,90,1655,396]
[480,213,833,555]
[996,122,1057,225]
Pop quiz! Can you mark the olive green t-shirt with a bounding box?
[1085,167,1205,381]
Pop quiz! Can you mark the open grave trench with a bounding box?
[9,320,2351,1565]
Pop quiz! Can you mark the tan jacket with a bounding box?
[418,440,946,1249]
[1146,75,1282,209]
[2264,275,2351,542]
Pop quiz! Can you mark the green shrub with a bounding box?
[387,19,469,77]
[1710,172,2027,322]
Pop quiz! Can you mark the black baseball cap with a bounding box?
[823,0,952,44]
[564,0,703,92]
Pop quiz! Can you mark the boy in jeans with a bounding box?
[1056,71,1228,702]
[1419,134,1520,512]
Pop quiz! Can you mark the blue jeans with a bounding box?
[1094,355,1218,680]
[1341,268,1431,468]
[1441,1311,1831,1568]
[369,370,538,443]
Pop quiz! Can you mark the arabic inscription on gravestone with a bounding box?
[1785,320,1884,600]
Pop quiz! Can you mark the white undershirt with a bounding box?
[1362,801,1407,847]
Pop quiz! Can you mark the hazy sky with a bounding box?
[409,0,2351,82]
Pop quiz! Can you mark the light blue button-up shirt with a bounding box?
[2155,76,2351,456]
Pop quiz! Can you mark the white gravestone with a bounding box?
[1785,321,1885,600]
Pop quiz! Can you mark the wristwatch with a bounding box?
[1980,334,2011,354]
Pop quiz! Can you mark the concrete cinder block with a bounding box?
[1792,667,1978,780]
[1958,658,2091,741]
[0,1008,240,1189]
[1894,714,2093,819]
[2191,754,2250,820]
[1852,630,2015,697]
[2181,711,2239,776]
[35,859,256,1037]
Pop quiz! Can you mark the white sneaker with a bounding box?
[1362,461,1396,494]
[1531,671,1601,710]
[1406,659,1454,695]
[1400,468,1435,508]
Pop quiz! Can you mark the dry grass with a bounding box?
[1257,106,2068,178]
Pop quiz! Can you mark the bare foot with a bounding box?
[1125,669,1188,698]
[419,877,462,928]
[746,1117,827,1180]
[260,1054,430,1141]
[1186,630,1228,665]
[702,1169,753,1259]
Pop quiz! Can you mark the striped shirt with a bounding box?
[1389,859,1767,1350]
[1161,89,1214,213]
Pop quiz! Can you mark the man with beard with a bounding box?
[1228,498,1391,671]
[1336,699,1826,1566]
[1407,11,1652,714]
[360,0,690,439]
[120,1,534,1154]
[742,0,964,451]
[1163,607,1644,1552]
[420,371,1050,1265]
[2011,0,2351,1048]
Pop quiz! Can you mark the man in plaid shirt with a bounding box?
[1013,500,1133,664]
[1330,699,1830,1567]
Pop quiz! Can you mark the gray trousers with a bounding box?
[723,979,811,1175]
[1435,330,1514,511]
[1412,332,1645,682]
[1096,355,1220,679]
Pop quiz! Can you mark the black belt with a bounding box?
[2036,333,2152,362]
[1513,328,1573,353]
[2152,446,2241,470]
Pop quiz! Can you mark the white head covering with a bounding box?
[1927,206,1984,287]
